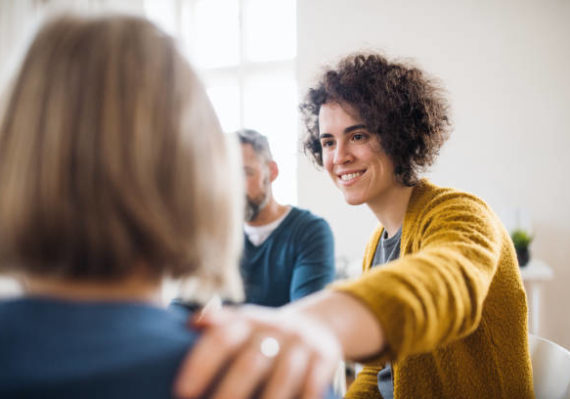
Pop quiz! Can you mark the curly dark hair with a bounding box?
[300,53,452,186]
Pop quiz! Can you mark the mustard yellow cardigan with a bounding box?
[333,180,534,398]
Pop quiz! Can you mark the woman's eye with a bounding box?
[352,133,367,142]
[321,140,334,148]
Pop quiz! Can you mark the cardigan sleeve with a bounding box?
[332,191,503,365]
[345,363,387,399]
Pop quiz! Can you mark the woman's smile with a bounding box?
[337,169,366,185]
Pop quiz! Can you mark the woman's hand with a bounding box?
[174,304,342,399]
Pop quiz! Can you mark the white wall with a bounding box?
[297,0,570,348]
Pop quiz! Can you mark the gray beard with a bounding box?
[245,194,269,222]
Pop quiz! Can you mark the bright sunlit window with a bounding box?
[144,0,298,205]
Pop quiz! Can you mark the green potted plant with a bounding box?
[510,229,533,267]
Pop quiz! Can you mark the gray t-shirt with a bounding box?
[371,227,402,399]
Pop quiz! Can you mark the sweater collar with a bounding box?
[366,178,434,270]
[401,178,434,252]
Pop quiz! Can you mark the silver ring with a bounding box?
[259,336,280,358]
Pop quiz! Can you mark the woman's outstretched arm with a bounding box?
[174,290,385,399]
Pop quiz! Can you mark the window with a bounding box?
[144,0,298,205]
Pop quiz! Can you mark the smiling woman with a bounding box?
[301,53,533,399]
[174,52,534,399]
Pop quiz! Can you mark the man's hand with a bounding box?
[174,305,342,399]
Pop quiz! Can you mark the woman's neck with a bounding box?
[368,183,414,238]
[24,273,163,304]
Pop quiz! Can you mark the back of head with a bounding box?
[0,14,242,294]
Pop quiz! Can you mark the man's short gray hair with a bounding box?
[236,129,273,162]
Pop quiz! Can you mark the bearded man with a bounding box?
[237,129,336,306]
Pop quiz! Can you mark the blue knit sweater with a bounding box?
[240,207,335,306]
[0,297,196,398]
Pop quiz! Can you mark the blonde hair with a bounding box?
[0,14,243,298]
